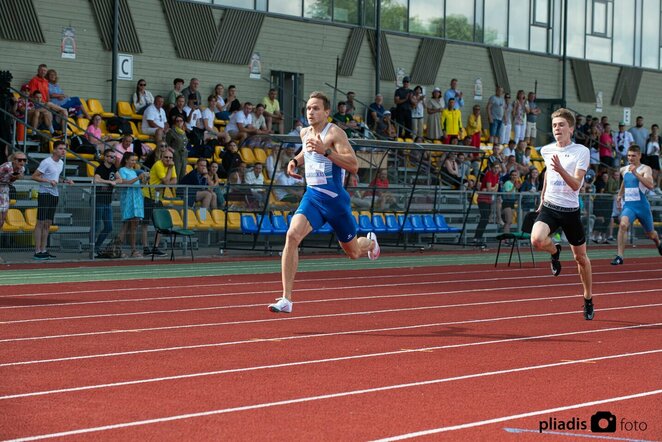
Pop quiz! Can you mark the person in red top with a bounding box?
[369,169,398,209]
[27,64,50,101]
[598,123,615,167]
[472,161,501,245]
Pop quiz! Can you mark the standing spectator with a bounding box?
[181,78,202,106]
[628,116,649,148]
[393,76,414,138]
[613,122,634,167]
[31,141,74,259]
[226,102,258,144]
[466,104,482,148]
[141,95,168,144]
[599,123,615,167]
[500,92,513,145]
[179,158,216,210]
[443,78,464,110]
[93,149,121,252]
[574,115,587,145]
[644,124,661,191]
[425,87,444,141]
[487,86,505,146]
[165,77,184,110]
[524,91,541,145]
[441,98,463,144]
[132,79,154,114]
[141,151,176,256]
[166,116,189,181]
[512,90,527,144]
[117,152,146,258]
[367,94,385,132]
[46,69,90,118]
[473,161,501,245]
[410,86,425,138]
[0,152,27,263]
[262,88,285,134]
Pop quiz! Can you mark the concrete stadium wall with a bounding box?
[2,0,660,129]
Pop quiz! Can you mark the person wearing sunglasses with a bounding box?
[132,79,154,115]
[0,153,28,262]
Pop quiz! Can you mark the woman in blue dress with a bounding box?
[118,152,147,257]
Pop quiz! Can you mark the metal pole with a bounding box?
[375,1,381,96]
[333,56,339,109]
[561,0,568,108]
[111,0,119,114]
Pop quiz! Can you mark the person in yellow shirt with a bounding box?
[141,152,177,256]
[441,97,463,143]
[261,88,284,134]
[466,104,483,148]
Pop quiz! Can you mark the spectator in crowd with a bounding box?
[369,169,399,210]
[599,123,615,166]
[466,104,482,148]
[574,115,587,145]
[112,134,135,166]
[394,76,414,138]
[132,79,154,114]
[411,85,425,138]
[644,124,661,191]
[377,110,397,140]
[183,93,203,133]
[473,161,501,245]
[512,89,527,144]
[262,88,285,134]
[27,64,51,103]
[500,92,513,145]
[201,95,230,144]
[166,115,189,181]
[628,116,649,148]
[440,152,463,188]
[207,162,226,208]
[487,86,505,146]
[0,152,27,262]
[179,158,216,210]
[595,125,613,168]
[524,91,541,145]
[141,95,168,144]
[443,78,464,110]
[46,69,90,118]
[165,77,184,110]
[500,169,521,234]
[333,101,358,137]
[244,162,267,206]
[93,148,121,252]
[367,94,385,132]
[613,122,634,167]
[273,161,304,203]
[345,91,357,114]
[141,150,176,256]
[502,139,516,158]
[17,89,53,135]
[225,85,241,114]
[181,78,202,106]
[251,103,271,135]
[31,141,74,260]
[168,94,187,126]
[519,167,541,212]
[226,102,258,144]
[265,145,293,180]
[346,172,371,209]
[425,87,444,141]
[221,140,242,176]
[297,106,309,128]
[117,152,147,258]
[441,98,463,144]
[595,115,609,135]
[143,141,169,170]
[85,114,110,157]
[213,83,227,119]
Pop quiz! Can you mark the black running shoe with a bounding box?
[658,243,662,256]
[550,244,562,276]
[45,252,57,259]
[583,298,594,320]
[611,255,623,265]
[151,247,167,257]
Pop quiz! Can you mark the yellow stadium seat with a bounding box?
[1,209,24,232]
[253,147,267,164]
[87,98,114,118]
[86,161,99,177]
[25,208,58,232]
[67,117,85,136]
[129,121,150,141]
[161,187,184,207]
[184,209,205,229]
[117,101,142,120]
[167,209,184,228]
[195,209,215,229]
[239,147,257,164]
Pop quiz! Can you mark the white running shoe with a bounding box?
[268,297,292,313]
[367,232,380,261]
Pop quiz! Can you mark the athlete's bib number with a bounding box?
[624,187,640,202]
[305,162,327,186]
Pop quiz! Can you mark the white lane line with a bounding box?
[1,323,660,400]
[7,354,662,441]
[373,389,662,441]
[1,289,660,343]
[1,267,657,301]
[2,278,660,325]
[1,305,659,369]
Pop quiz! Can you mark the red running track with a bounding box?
[0,260,661,440]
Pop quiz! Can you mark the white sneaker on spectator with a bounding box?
[367,232,380,260]
[268,297,292,313]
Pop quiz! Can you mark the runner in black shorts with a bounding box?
[531,108,594,320]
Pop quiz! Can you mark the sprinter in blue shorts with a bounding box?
[611,145,662,265]
[268,91,380,314]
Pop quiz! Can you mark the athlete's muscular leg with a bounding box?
[281,214,313,301]
[571,243,592,300]
[617,215,631,257]
[339,236,374,260]
[531,221,558,255]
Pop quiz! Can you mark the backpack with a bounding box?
[70,135,97,155]
[106,117,133,135]
[97,239,124,259]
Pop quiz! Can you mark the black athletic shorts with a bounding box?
[37,193,59,222]
[142,197,163,225]
[536,202,586,246]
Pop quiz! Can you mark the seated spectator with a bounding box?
[502,139,516,157]
[520,167,541,212]
[183,93,203,133]
[212,83,226,118]
[262,88,284,134]
[345,91,357,114]
[367,94,385,132]
[201,95,231,144]
[332,101,358,137]
[141,95,168,143]
[132,79,154,114]
[166,77,184,110]
[181,78,201,107]
[46,69,90,118]
[251,103,271,135]
[112,134,135,166]
[143,141,169,170]
[207,162,226,208]
[377,111,397,140]
[265,145,294,180]
[165,116,189,180]
[440,152,463,188]
[226,102,258,144]
[244,162,267,206]
[84,114,110,156]
[346,172,371,209]
[16,88,53,135]
[168,95,187,126]
[225,85,241,114]
[273,162,304,203]
[500,169,521,234]
[179,158,216,210]
[220,141,242,177]
[0,152,27,262]
[369,169,398,209]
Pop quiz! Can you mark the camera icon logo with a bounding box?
[591,411,617,433]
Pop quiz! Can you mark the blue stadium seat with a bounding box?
[241,214,273,234]
[384,214,400,233]
[359,214,373,234]
[396,214,416,233]
[256,214,276,234]
[371,213,388,233]
[434,214,461,233]
[422,214,438,232]
[271,213,289,234]
[408,214,427,233]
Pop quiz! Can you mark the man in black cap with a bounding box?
[394,76,414,138]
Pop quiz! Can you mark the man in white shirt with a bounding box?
[614,122,634,166]
[201,95,230,144]
[531,108,594,320]
[244,162,267,205]
[226,102,258,144]
[141,95,169,143]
